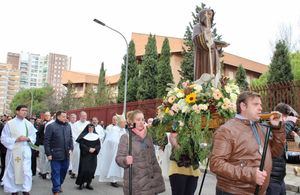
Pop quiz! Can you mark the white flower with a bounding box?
[199,104,208,111]
[212,89,223,100]
[192,104,201,113]
[193,84,203,93]
[224,85,232,93]
[176,91,185,98]
[179,121,184,127]
[230,93,238,102]
[171,103,179,112]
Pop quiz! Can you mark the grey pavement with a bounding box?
[1,170,299,195]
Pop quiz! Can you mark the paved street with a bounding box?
[1,172,299,195]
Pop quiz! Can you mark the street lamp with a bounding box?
[93,19,129,116]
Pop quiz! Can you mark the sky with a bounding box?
[0,0,300,76]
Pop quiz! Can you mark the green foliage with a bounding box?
[137,34,158,100]
[179,26,194,82]
[96,62,110,105]
[10,86,55,116]
[117,61,125,103]
[290,51,300,80]
[81,85,96,108]
[268,40,293,83]
[251,72,269,87]
[60,81,81,111]
[118,41,139,102]
[235,65,249,91]
[157,38,173,98]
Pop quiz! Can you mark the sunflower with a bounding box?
[185,93,197,104]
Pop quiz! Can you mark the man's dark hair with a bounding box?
[274,103,299,117]
[56,111,66,117]
[236,91,261,114]
[16,105,28,111]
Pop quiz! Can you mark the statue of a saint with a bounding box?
[193,9,228,82]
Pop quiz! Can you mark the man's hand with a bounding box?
[269,111,282,127]
[47,155,52,161]
[286,116,298,124]
[255,168,267,186]
[89,148,95,153]
[16,136,29,142]
[169,133,179,149]
[126,155,133,165]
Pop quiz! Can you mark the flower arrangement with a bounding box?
[150,76,240,169]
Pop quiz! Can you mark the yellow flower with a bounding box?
[185,93,197,104]
[164,107,170,113]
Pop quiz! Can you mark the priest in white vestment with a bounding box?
[98,115,126,187]
[71,111,89,178]
[68,113,77,174]
[0,105,37,194]
[105,116,117,133]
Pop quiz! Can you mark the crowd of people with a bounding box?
[0,91,300,195]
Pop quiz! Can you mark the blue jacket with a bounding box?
[44,119,73,160]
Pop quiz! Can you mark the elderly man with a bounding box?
[1,105,37,195]
[37,111,52,179]
[71,111,89,179]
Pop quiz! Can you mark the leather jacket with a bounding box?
[210,118,285,195]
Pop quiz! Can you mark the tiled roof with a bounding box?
[131,32,268,74]
[61,70,120,85]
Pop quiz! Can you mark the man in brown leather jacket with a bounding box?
[210,91,285,195]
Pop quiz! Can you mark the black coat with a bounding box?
[44,120,73,160]
[0,122,6,154]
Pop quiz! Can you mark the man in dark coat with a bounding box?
[0,121,6,182]
[44,111,73,195]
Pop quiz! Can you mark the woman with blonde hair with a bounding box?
[116,110,165,195]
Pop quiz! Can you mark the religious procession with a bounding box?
[1,2,300,195]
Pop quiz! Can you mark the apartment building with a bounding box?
[0,63,20,114]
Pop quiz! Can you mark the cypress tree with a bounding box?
[117,41,138,102]
[268,40,293,83]
[157,38,173,98]
[96,62,109,105]
[137,34,158,100]
[235,65,249,91]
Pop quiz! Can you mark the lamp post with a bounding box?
[93,19,129,116]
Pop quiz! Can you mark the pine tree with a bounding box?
[81,85,96,108]
[157,38,173,98]
[268,40,294,83]
[95,62,109,105]
[179,3,221,83]
[235,65,249,91]
[137,34,158,100]
[117,41,139,102]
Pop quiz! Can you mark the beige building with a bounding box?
[61,70,120,102]
[0,63,20,114]
[131,32,268,84]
